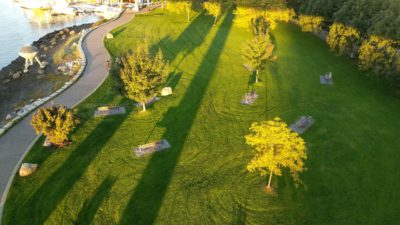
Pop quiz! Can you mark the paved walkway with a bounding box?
[0,10,135,216]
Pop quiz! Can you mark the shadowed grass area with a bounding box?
[3,8,400,225]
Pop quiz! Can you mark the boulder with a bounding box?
[3,79,10,84]
[58,65,68,73]
[12,72,21,80]
[69,30,76,36]
[62,35,67,40]
[106,33,114,39]
[38,69,45,75]
[19,163,38,177]
[161,87,172,96]
[5,114,13,120]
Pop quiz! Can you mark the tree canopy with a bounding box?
[242,33,274,83]
[31,104,79,147]
[120,42,169,111]
[290,0,400,40]
[203,1,222,25]
[245,118,307,189]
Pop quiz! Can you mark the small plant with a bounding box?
[31,104,79,147]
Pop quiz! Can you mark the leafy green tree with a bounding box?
[298,15,324,32]
[242,34,274,83]
[31,104,79,147]
[166,0,192,22]
[246,118,307,190]
[327,23,361,55]
[203,1,222,26]
[120,42,169,112]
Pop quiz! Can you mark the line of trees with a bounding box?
[287,0,400,41]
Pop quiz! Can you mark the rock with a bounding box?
[3,79,10,84]
[58,65,67,73]
[62,35,67,40]
[38,69,45,75]
[161,87,172,96]
[69,30,76,36]
[43,46,49,52]
[5,114,13,120]
[106,33,114,39]
[19,163,38,176]
[37,75,44,79]
[43,137,52,147]
[12,72,21,79]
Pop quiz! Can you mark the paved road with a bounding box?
[0,10,134,217]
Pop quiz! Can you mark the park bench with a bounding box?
[134,139,171,156]
[94,106,126,117]
[290,116,314,134]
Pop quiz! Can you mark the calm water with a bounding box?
[0,0,100,69]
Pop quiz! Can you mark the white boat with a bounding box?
[52,2,76,15]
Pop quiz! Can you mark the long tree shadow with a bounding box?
[151,11,214,68]
[119,11,235,225]
[75,176,116,225]
[11,100,132,225]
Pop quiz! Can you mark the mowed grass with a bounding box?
[4,9,400,225]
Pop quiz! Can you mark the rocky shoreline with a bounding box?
[0,22,93,127]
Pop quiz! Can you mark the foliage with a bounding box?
[251,16,269,36]
[166,0,192,22]
[234,7,294,30]
[203,1,222,25]
[242,33,274,83]
[31,104,79,147]
[298,15,324,32]
[359,36,400,79]
[119,42,169,111]
[246,118,307,188]
[293,0,400,40]
[327,23,361,55]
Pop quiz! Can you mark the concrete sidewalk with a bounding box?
[0,10,134,217]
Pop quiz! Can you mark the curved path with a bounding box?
[0,10,135,218]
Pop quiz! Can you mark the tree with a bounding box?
[166,0,192,22]
[251,16,269,36]
[327,23,361,56]
[234,7,294,30]
[203,1,222,26]
[242,34,274,83]
[245,118,307,190]
[120,42,169,112]
[358,35,400,79]
[31,104,79,147]
[298,15,324,32]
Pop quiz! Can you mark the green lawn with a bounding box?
[4,9,400,225]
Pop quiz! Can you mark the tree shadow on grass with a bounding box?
[75,176,116,225]
[231,204,247,225]
[118,10,235,225]
[9,100,132,225]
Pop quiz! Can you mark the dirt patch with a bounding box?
[0,23,92,126]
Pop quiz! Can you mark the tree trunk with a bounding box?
[142,102,146,112]
[267,171,273,189]
[255,70,259,83]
